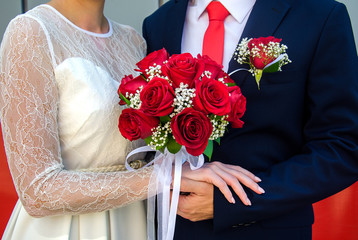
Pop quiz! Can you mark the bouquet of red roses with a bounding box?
[117,48,246,159]
[117,49,246,240]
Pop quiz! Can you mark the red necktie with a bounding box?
[202,1,229,65]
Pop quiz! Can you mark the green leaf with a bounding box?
[118,90,131,106]
[254,70,263,90]
[224,82,237,87]
[140,73,147,80]
[166,137,182,154]
[203,140,213,161]
[214,138,221,145]
[144,136,153,145]
[263,61,280,73]
[160,115,172,123]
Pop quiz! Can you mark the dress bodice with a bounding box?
[55,57,136,170]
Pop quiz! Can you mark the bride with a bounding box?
[0,0,263,239]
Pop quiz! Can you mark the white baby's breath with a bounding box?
[171,82,196,118]
[128,86,143,109]
[233,37,251,64]
[149,122,172,149]
[145,64,166,80]
[209,115,229,140]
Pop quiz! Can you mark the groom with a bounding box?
[143,0,358,239]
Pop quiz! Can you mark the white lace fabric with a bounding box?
[0,5,154,218]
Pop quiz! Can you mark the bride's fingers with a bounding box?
[212,162,265,195]
[187,164,247,205]
[222,163,262,183]
[180,177,209,193]
[181,166,235,204]
[197,167,237,204]
[182,162,265,205]
[199,164,252,205]
[179,177,232,204]
[181,162,265,205]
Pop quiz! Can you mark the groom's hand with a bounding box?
[175,161,266,221]
[177,178,214,221]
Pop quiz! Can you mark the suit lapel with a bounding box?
[228,0,291,86]
[164,0,190,55]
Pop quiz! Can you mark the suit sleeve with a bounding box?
[213,2,358,232]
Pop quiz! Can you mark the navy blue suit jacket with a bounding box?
[143,0,358,239]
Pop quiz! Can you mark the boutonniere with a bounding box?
[232,36,292,90]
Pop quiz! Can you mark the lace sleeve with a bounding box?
[0,16,155,218]
[133,27,147,60]
[123,23,147,60]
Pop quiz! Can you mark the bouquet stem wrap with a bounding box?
[126,146,204,240]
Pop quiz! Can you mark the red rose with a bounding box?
[196,54,223,79]
[196,55,235,89]
[248,37,282,70]
[227,86,246,128]
[163,53,204,88]
[136,48,169,76]
[171,108,213,156]
[140,77,175,117]
[193,76,231,116]
[119,108,159,141]
[118,75,148,105]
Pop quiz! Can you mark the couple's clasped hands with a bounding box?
[177,162,265,222]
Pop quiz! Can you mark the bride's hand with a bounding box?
[180,161,265,206]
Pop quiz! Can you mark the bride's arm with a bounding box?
[0,16,155,218]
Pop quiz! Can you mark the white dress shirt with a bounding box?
[181,0,256,71]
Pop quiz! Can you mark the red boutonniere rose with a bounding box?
[248,36,282,69]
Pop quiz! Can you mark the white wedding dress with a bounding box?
[0,5,153,240]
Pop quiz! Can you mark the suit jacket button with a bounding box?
[232,223,244,228]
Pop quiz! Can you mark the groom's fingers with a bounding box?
[177,190,214,221]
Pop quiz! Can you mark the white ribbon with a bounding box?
[228,68,249,76]
[126,146,204,240]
